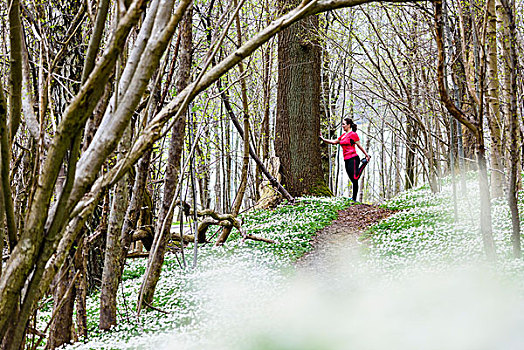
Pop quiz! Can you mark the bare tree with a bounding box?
[434,0,496,259]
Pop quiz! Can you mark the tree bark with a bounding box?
[498,0,521,258]
[74,236,88,339]
[0,76,18,253]
[275,0,329,197]
[99,124,132,330]
[140,3,193,306]
[0,168,4,279]
[485,0,505,198]
[216,0,251,245]
[46,257,76,349]
[8,0,23,141]
[405,117,416,190]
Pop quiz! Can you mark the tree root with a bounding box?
[177,202,275,245]
[130,202,274,248]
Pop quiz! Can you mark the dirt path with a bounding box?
[297,204,396,269]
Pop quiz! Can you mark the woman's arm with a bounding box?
[320,132,340,145]
[355,141,371,161]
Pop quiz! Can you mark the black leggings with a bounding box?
[344,156,367,201]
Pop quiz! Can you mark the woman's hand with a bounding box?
[320,133,339,145]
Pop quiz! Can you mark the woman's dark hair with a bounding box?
[344,117,357,132]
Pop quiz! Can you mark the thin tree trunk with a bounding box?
[499,0,521,257]
[426,116,439,194]
[0,173,4,279]
[140,3,193,306]
[74,237,88,339]
[0,79,17,251]
[380,119,386,198]
[99,125,131,330]
[82,0,112,152]
[214,126,222,213]
[196,144,211,209]
[216,0,251,245]
[259,36,272,200]
[405,117,416,190]
[225,115,232,210]
[46,257,76,349]
[434,0,496,259]
[393,121,401,195]
[477,143,496,259]
[81,0,111,84]
[8,0,23,141]
[485,0,505,198]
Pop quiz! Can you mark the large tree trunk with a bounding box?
[275,0,329,197]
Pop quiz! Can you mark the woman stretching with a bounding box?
[320,118,371,201]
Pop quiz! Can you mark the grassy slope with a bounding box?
[52,174,524,349]
[369,176,524,273]
[60,197,353,349]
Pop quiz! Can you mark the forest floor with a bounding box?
[297,203,396,269]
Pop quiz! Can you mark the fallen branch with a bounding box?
[242,234,276,244]
[171,203,275,245]
[26,327,45,338]
[143,301,171,314]
[131,228,153,242]
[126,252,149,258]
[172,233,195,243]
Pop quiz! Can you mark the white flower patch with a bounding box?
[59,179,524,350]
[366,174,524,279]
[63,197,352,349]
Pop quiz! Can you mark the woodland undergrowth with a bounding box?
[51,172,524,349]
